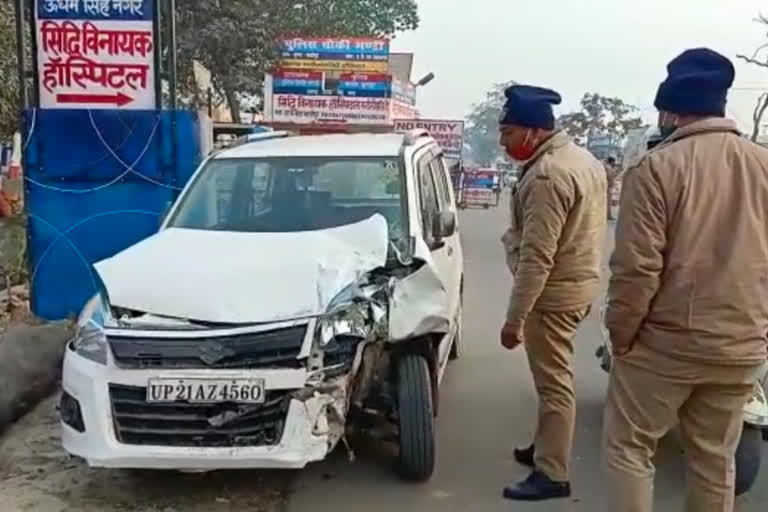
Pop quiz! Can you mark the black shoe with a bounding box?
[502,470,571,501]
[513,444,535,468]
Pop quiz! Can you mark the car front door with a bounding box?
[414,151,459,372]
[428,153,463,369]
[430,154,462,299]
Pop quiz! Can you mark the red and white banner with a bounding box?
[273,69,324,80]
[36,15,155,109]
[394,118,464,158]
[390,101,418,122]
[269,94,391,125]
[463,188,495,205]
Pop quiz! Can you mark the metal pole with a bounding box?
[13,0,28,111]
[26,0,40,107]
[152,0,162,109]
[167,0,177,110]
[166,0,178,190]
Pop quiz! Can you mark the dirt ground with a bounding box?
[0,395,290,512]
[0,300,36,335]
[0,286,35,335]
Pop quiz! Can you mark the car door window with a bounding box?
[429,156,453,210]
[417,156,440,247]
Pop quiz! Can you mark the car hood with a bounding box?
[94,215,390,324]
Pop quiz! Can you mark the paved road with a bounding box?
[287,204,768,512]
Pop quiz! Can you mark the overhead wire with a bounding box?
[88,110,183,191]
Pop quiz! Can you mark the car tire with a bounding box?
[449,303,462,361]
[735,425,762,496]
[396,354,436,482]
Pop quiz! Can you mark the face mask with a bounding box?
[658,113,678,140]
[507,130,537,162]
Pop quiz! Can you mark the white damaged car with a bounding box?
[59,130,464,481]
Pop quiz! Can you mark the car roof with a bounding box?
[214,132,425,160]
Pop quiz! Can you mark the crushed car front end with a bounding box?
[61,310,353,469]
[61,262,440,470]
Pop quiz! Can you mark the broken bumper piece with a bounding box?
[61,350,343,470]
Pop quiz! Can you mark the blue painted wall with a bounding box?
[23,109,203,320]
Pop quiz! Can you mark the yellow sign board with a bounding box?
[279,58,388,73]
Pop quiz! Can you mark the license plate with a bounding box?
[146,378,266,404]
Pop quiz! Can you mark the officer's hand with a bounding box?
[500,322,524,350]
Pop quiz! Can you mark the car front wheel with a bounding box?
[395,354,436,482]
[735,425,762,496]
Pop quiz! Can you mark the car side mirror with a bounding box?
[432,210,456,240]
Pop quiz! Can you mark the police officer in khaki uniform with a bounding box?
[498,85,607,501]
[603,48,768,512]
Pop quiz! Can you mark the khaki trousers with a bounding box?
[524,307,590,482]
[602,343,761,512]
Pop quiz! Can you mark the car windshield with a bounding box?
[167,156,406,246]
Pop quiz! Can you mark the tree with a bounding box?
[737,15,768,69]
[175,0,419,122]
[751,92,768,142]
[0,0,20,139]
[556,93,644,146]
[463,81,516,166]
[737,15,768,142]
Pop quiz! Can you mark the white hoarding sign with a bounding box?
[35,0,156,110]
[394,119,465,158]
[270,94,391,125]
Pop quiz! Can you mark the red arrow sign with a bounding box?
[56,92,134,107]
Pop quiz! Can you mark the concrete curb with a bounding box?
[0,322,73,434]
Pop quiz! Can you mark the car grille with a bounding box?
[108,326,307,370]
[108,385,292,447]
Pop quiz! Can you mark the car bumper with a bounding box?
[61,349,338,470]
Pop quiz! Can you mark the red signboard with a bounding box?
[339,72,391,82]
[274,69,324,80]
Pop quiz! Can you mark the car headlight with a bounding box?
[318,316,358,347]
[72,294,110,365]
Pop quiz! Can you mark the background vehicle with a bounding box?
[61,130,463,482]
[460,168,500,209]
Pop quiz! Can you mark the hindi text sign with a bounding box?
[270,94,391,125]
[272,69,324,95]
[392,79,416,105]
[36,0,156,110]
[338,73,391,98]
[278,36,390,74]
[394,119,465,159]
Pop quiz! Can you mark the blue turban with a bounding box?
[499,85,562,130]
[654,48,735,117]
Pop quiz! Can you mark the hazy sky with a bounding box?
[392,0,768,131]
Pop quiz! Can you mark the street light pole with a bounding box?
[416,72,435,87]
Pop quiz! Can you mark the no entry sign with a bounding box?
[394,119,465,159]
[35,0,156,110]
